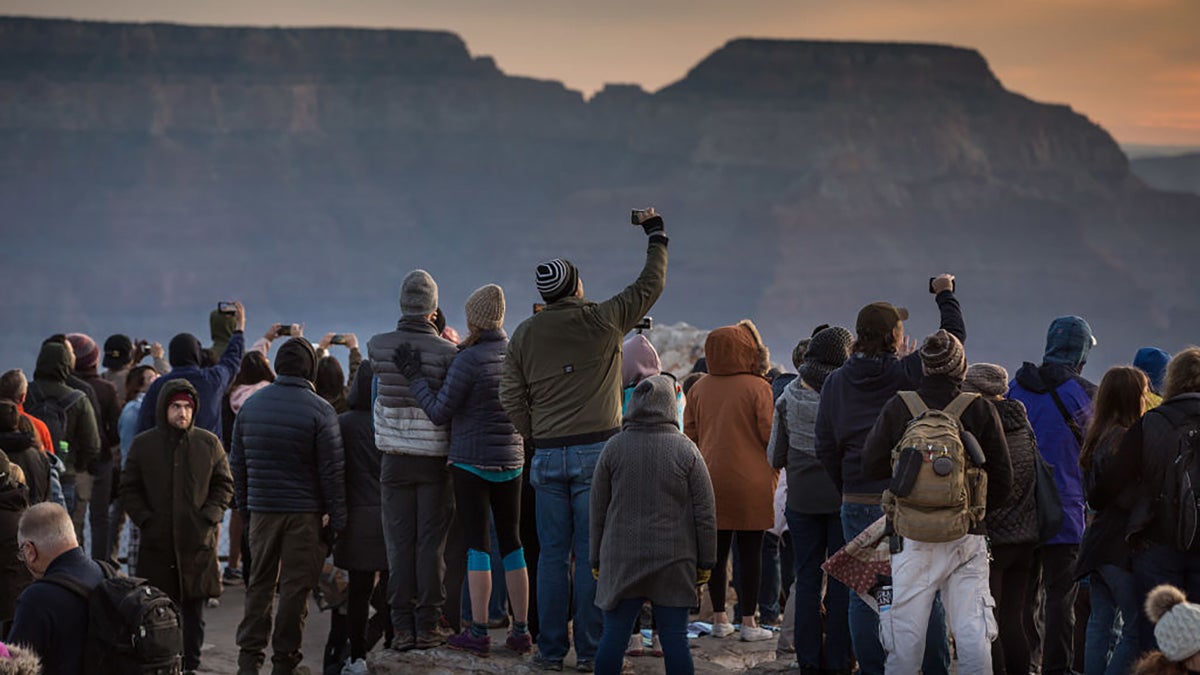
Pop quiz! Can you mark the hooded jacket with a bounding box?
[684,322,778,530]
[862,375,1014,536]
[1007,361,1095,545]
[137,332,244,438]
[120,378,233,601]
[0,472,31,624]
[333,362,387,571]
[770,378,841,515]
[209,310,238,359]
[591,375,717,611]
[367,316,458,457]
[501,238,668,446]
[29,342,100,473]
[229,338,347,529]
[70,368,120,463]
[815,290,965,497]
[410,328,523,469]
[0,430,49,506]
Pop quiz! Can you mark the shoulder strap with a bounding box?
[40,559,116,598]
[1047,386,1085,446]
[943,392,980,421]
[898,391,928,418]
[60,390,85,410]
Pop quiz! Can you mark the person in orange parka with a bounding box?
[684,319,778,642]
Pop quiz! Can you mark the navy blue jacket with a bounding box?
[138,332,244,437]
[815,291,965,496]
[7,546,105,675]
[229,375,347,530]
[410,329,523,469]
[1007,362,1095,545]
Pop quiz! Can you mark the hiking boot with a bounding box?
[505,630,533,654]
[389,631,416,652]
[447,630,491,657]
[415,628,446,650]
[531,653,564,671]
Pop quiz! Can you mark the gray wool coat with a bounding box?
[590,375,717,612]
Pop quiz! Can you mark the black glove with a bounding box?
[434,308,447,335]
[393,343,423,380]
[640,215,665,236]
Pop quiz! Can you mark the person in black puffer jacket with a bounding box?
[230,336,347,674]
[963,363,1039,675]
[332,361,392,672]
[399,284,530,658]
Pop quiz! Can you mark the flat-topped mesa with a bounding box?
[657,38,1003,101]
[0,16,501,82]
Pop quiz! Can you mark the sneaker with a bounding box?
[415,628,446,650]
[710,622,735,638]
[340,659,369,675]
[575,661,594,673]
[740,625,774,642]
[447,630,490,657]
[531,653,564,671]
[223,566,244,584]
[505,631,533,654]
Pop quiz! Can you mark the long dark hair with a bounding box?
[314,356,345,404]
[229,351,274,391]
[1080,366,1148,472]
[124,365,158,403]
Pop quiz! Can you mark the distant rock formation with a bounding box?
[1131,152,1200,196]
[1,16,1197,374]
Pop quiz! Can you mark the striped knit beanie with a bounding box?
[919,330,967,382]
[536,258,579,303]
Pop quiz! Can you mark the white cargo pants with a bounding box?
[880,533,998,674]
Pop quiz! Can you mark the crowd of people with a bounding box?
[0,208,1198,675]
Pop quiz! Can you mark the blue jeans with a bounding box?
[759,532,784,623]
[595,599,691,675]
[1131,542,1200,653]
[530,442,604,663]
[1084,565,1139,675]
[840,502,950,675]
[787,509,850,670]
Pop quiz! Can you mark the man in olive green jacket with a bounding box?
[499,208,668,670]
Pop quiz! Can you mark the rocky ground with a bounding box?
[199,581,797,674]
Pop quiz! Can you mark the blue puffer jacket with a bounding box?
[229,370,347,530]
[1008,362,1095,545]
[410,329,523,469]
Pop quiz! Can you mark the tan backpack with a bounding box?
[882,392,987,543]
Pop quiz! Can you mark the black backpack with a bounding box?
[1154,405,1200,552]
[44,561,183,675]
[24,382,84,459]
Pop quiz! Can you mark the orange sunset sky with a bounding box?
[7,0,1200,147]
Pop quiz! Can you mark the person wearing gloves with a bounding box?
[1133,585,1200,674]
[500,208,669,672]
[591,375,717,675]
[396,283,532,658]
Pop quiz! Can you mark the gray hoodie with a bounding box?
[770,378,842,514]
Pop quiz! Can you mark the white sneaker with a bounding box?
[710,622,735,638]
[341,658,368,675]
[740,625,774,642]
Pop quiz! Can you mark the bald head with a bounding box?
[0,369,27,404]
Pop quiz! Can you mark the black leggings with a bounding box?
[347,570,391,660]
[709,530,764,614]
[451,466,523,557]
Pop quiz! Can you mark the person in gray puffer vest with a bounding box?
[769,326,853,675]
[366,269,459,651]
[963,363,1039,675]
[590,374,716,675]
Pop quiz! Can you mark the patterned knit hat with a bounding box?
[800,326,853,392]
[919,330,967,381]
[65,333,100,372]
[963,363,1009,397]
[464,284,505,331]
[535,258,579,303]
[400,269,438,317]
[1146,584,1200,662]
